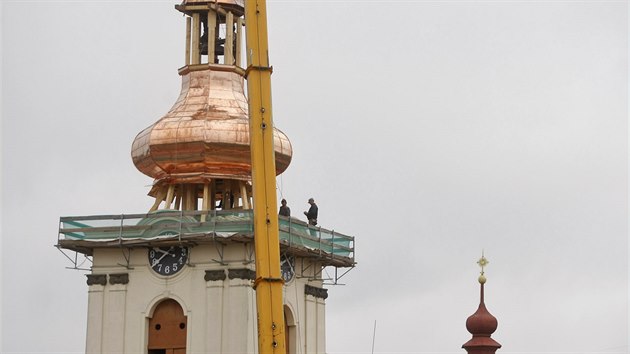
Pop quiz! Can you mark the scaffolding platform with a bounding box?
[57,209,355,268]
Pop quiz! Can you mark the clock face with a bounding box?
[280,255,295,283]
[148,246,188,276]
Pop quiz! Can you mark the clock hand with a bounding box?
[155,247,173,255]
[166,246,182,258]
[152,248,174,266]
[152,253,167,266]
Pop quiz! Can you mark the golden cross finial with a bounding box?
[477,251,488,284]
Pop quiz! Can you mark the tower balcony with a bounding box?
[57,210,355,268]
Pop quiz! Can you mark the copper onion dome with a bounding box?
[131,0,292,212]
[131,69,292,183]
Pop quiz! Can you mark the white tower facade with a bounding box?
[76,234,340,354]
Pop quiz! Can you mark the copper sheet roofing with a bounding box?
[132,68,292,183]
[131,68,293,182]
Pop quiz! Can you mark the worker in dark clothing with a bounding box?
[303,198,318,226]
[279,199,291,217]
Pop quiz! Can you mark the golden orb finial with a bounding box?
[477,251,489,284]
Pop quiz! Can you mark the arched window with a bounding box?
[148,299,187,354]
[284,305,296,354]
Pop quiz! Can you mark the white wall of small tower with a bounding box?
[85,244,327,354]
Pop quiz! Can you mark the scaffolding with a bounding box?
[57,209,355,276]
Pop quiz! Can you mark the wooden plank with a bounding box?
[165,185,176,209]
[235,17,243,67]
[201,182,211,222]
[192,13,201,65]
[185,16,191,65]
[149,186,167,212]
[184,185,195,211]
[240,181,249,209]
[193,184,199,211]
[207,10,217,64]
[203,182,211,210]
[231,180,240,207]
[175,194,182,210]
[210,179,216,210]
[224,11,234,65]
[176,4,226,16]
[177,63,246,76]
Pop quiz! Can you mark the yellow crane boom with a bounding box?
[244,1,286,353]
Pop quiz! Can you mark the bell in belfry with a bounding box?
[200,16,225,57]
[200,17,209,55]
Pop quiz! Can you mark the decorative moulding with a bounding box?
[228,268,256,280]
[109,273,129,285]
[86,274,107,286]
[305,284,328,299]
[205,269,227,281]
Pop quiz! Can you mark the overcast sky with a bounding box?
[2,1,628,353]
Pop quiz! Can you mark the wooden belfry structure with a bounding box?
[131,0,292,214]
[57,1,355,353]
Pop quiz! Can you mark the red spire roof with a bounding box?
[462,256,501,354]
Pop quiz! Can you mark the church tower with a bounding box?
[57,1,355,353]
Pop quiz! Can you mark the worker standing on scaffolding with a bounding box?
[279,199,291,217]
[304,198,318,226]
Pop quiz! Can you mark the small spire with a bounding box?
[462,252,501,354]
